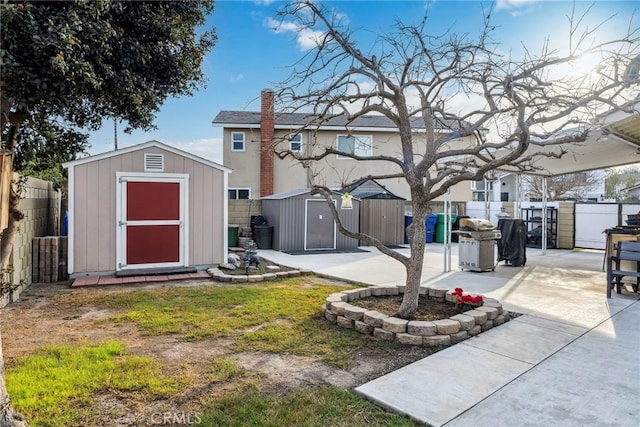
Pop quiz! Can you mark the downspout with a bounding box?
[484,177,490,220]
[542,177,548,255]
[444,189,452,272]
[306,129,313,188]
[515,174,522,219]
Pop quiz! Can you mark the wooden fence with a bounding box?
[0,151,11,231]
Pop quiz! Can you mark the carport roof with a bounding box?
[491,101,640,177]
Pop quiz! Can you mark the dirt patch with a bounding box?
[350,294,473,321]
[2,280,434,424]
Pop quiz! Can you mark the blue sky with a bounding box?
[86,0,639,163]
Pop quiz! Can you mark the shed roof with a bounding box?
[212,110,467,133]
[341,178,406,200]
[63,140,231,173]
[261,188,351,200]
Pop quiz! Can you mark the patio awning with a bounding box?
[488,101,640,177]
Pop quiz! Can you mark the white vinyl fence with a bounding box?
[574,202,640,249]
[464,201,640,250]
[465,201,504,226]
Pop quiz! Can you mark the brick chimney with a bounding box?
[260,89,275,197]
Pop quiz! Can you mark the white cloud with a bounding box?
[495,0,539,16]
[229,73,244,83]
[495,0,539,10]
[266,17,326,51]
[165,138,224,165]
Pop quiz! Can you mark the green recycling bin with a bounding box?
[435,214,457,243]
[228,224,239,247]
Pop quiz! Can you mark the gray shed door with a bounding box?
[305,199,336,250]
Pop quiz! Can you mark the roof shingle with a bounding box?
[212,110,464,131]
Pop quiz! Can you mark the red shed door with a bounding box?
[117,175,187,271]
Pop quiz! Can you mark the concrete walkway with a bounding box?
[260,245,640,427]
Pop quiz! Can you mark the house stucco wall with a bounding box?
[223,126,475,202]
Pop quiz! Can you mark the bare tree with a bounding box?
[272,1,639,318]
[523,171,602,201]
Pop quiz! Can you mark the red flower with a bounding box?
[454,288,484,308]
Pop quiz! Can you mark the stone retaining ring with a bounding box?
[207,267,313,283]
[322,285,511,347]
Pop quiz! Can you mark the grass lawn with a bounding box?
[5,277,429,426]
[6,341,189,426]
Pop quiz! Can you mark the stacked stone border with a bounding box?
[322,285,511,347]
[207,267,313,283]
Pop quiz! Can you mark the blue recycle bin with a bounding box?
[426,213,438,243]
[404,213,439,243]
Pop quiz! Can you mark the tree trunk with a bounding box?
[0,193,20,270]
[0,205,28,426]
[398,203,428,318]
[0,118,29,426]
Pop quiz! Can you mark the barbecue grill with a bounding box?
[454,228,502,272]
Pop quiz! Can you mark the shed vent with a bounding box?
[144,153,164,172]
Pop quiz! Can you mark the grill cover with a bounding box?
[497,218,527,267]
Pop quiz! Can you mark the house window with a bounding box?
[472,180,495,201]
[228,188,251,200]
[472,192,486,202]
[289,134,302,152]
[471,180,493,191]
[337,135,372,158]
[231,132,245,152]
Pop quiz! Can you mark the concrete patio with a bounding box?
[260,245,640,427]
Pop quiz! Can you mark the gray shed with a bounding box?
[261,189,360,252]
[344,179,406,246]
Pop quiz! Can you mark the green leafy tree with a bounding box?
[605,167,640,201]
[12,116,89,190]
[0,1,216,425]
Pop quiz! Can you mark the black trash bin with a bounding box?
[251,215,268,231]
[496,218,527,267]
[404,212,413,244]
[254,225,273,249]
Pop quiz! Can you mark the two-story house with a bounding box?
[212,89,478,202]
